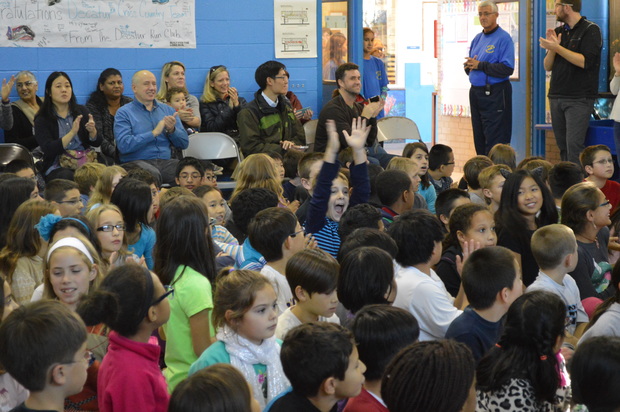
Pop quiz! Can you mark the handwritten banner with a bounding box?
[0,0,196,48]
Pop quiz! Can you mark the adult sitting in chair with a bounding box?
[5,71,43,151]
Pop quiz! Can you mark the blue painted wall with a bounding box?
[0,1,320,118]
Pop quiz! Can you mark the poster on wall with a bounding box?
[0,0,196,48]
[274,0,317,58]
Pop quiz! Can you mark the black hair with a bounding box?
[36,71,79,121]
[429,144,453,171]
[286,249,338,297]
[338,228,398,262]
[571,336,620,411]
[192,185,220,199]
[283,150,304,179]
[125,167,158,188]
[350,305,419,381]
[548,161,584,200]
[255,60,286,91]
[248,207,298,262]
[462,246,518,310]
[443,203,491,250]
[376,169,412,208]
[0,177,36,249]
[110,178,152,235]
[229,188,279,235]
[154,196,217,285]
[280,322,354,397]
[403,142,430,188]
[0,300,86,392]
[495,169,558,246]
[477,291,566,403]
[176,156,205,178]
[338,203,382,243]
[78,264,156,337]
[44,178,78,203]
[382,340,475,412]
[88,68,123,109]
[388,209,444,267]
[4,159,33,174]
[367,163,384,204]
[435,188,470,221]
[335,62,359,86]
[338,246,395,313]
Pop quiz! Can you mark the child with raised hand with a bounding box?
[169,364,261,412]
[476,291,571,411]
[403,142,437,213]
[344,305,419,412]
[495,168,558,287]
[305,118,371,258]
[193,185,240,259]
[276,249,340,340]
[189,270,288,409]
[0,300,88,412]
[154,196,217,392]
[77,264,171,412]
[0,276,27,411]
[436,203,497,297]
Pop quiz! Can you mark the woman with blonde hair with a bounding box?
[86,165,127,210]
[199,65,246,139]
[156,61,200,129]
[230,153,289,208]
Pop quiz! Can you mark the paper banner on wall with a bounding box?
[0,0,196,48]
[274,0,317,58]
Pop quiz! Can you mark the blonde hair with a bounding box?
[488,144,516,171]
[531,224,577,270]
[87,165,127,209]
[478,164,511,190]
[156,61,185,101]
[200,66,232,107]
[74,163,106,196]
[43,234,105,301]
[85,204,132,266]
[159,188,195,211]
[230,154,284,201]
[386,157,420,175]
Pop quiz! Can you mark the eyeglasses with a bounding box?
[444,162,455,165]
[274,76,288,80]
[152,285,174,306]
[289,229,305,238]
[57,199,81,205]
[209,65,226,75]
[204,174,217,181]
[179,173,202,180]
[97,224,127,232]
[61,350,94,365]
[555,3,573,7]
[16,81,36,88]
[478,12,497,17]
[599,200,611,208]
[593,158,614,165]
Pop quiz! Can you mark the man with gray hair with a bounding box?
[464,0,514,156]
[114,70,188,185]
[540,0,601,165]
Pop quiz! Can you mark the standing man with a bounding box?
[465,1,515,156]
[114,70,188,185]
[540,0,601,164]
[237,60,305,156]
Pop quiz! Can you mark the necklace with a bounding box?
[577,233,599,248]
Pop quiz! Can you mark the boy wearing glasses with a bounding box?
[44,179,84,216]
[174,157,205,192]
[0,300,89,412]
[580,145,620,212]
[237,60,306,157]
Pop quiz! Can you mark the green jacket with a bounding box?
[237,90,305,156]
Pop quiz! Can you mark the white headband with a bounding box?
[47,237,94,264]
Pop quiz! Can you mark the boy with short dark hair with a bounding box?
[174,157,205,191]
[4,159,36,180]
[549,161,584,212]
[376,169,415,229]
[435,188,471,233]
[528,224,588,345]
[389,209,466,340]
[0,300,88,412]
[338,203,383,243]
[44,179,83,216]
[580,144,620,212]
[463,155,493,205]
[428,144,455,195]
[282,150,305,203]
[270,322,366,412]
[446,246,523,361]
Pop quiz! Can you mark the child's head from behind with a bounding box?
[479,164,510,206]
[43,236,103,309]
[388,209,444,268]
[445,203,496,250]
[5,200,57,257]
[382,340,476,412]
[229,188,279,236]
[385,157,421,192]
[531,224,578,272]
[213,270,277,344]
[92,165,127,202]
[428,143,454,176]
[110,177,154,232]
[462,246,522,311]
[580,144,613,180]
[463,156,493,190]
[74,162,106,196]
[549,161,584,201]
[517,157,553,185]
[338,246,395,313]
[337,228,398,263]
[435,188,471,229]
[248,207,304,263]
[78,264,170,337]
[283,150,304,180]
[0,300,88,394]
[194,185,226,226]
[169,364,260,412]
[338,203,383,242]
[286,249,339,319]
[350,305,419,382]
[231,153,283,200]
[571,336,620,412]
[561,182,610,235]
[488,143,517,171]
[376,169,415,210]
[281,322,365,400]
[175,157,205,191]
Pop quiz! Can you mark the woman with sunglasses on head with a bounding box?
[199,65,246,140]
[156,61,201,130]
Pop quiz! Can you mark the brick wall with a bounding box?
[436,115,477,174]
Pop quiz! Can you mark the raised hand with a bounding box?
[71,115,83,135]
[539,29,561,51]
[325,119,340,154]
[1,75,15,102]
[228,87,239,106]
[342,117,371,151]
[455,238,481,277]
[85,114,97,137]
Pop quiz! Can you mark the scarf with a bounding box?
[216,325,289,409]
[13,97,42,125]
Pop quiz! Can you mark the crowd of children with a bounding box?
[3,121,620,412]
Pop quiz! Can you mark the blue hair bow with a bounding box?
[35,214,62,242]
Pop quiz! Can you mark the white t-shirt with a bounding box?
[275,307,339,340]
[260,265,294,315]
[393,265,462,341]
[526,271,588,335]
